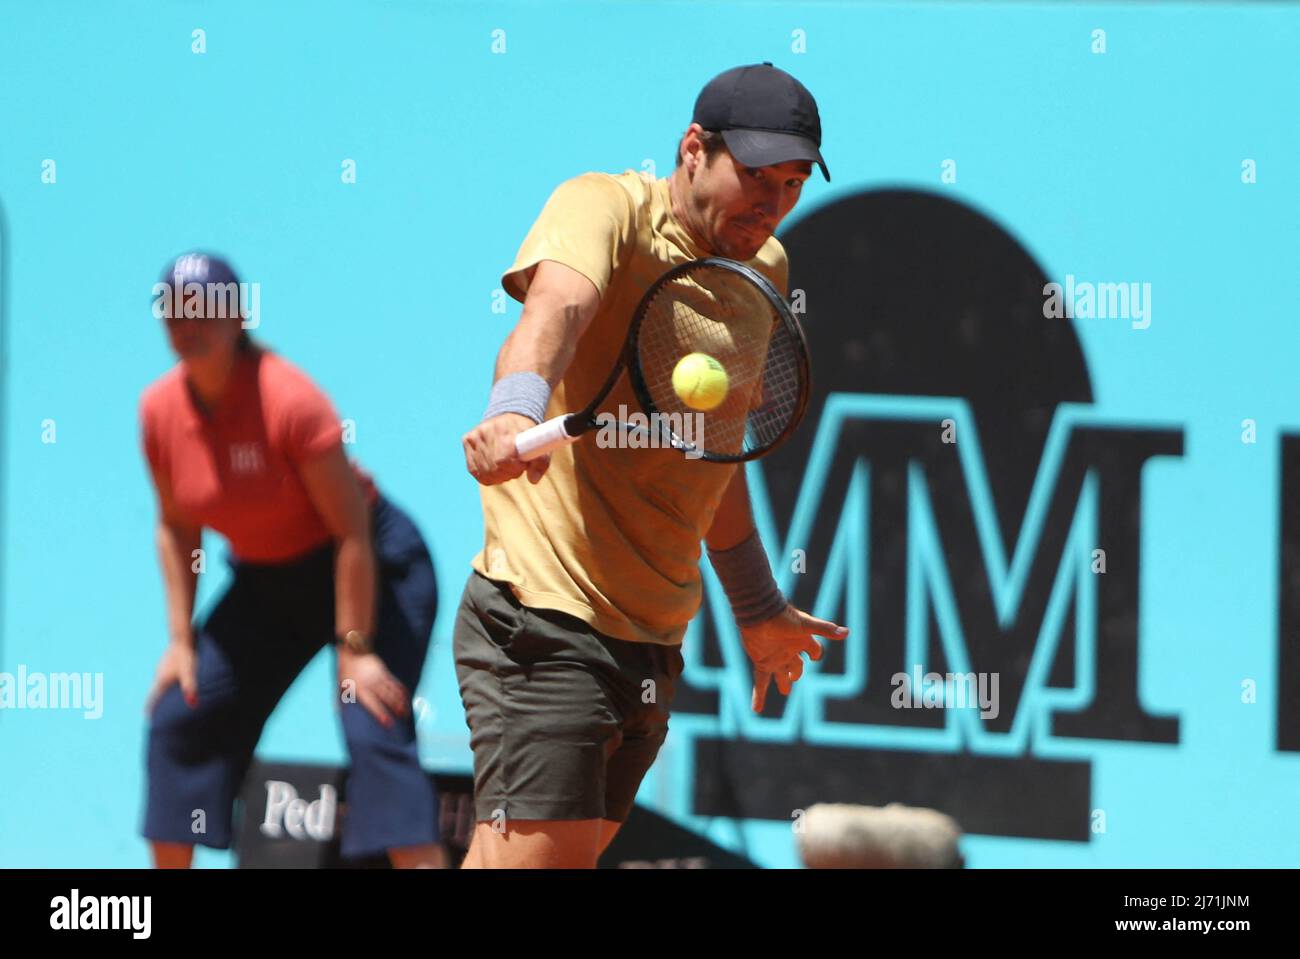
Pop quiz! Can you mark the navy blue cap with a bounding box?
[161,252,239,290]
[158,252,242,319]
[692,62,829,181]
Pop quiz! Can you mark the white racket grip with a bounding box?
[515,413,578,460]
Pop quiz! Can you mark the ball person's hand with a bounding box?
[145,640,199,714]
[462,412,550,485]
[739,605,848,713]
[338,648,410,729]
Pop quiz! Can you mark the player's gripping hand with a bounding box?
[740,605,848,713]
[462,412,550,485]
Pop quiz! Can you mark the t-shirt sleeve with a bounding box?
[501,173,637,304]
[139,392,166,478]
[279,377,344,466]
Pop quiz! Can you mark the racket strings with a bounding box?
[636,265,805,458]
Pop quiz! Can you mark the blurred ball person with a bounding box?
[139,253,445,868]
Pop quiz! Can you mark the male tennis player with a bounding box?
[141,253,446,868]
[457,63,844,868]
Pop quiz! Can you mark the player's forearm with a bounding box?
[334,531,376,640]
[155,521,201,646]
[493,261,601,387]
[495,294,587,386]
[705,468,789,626]
[704,465,757,551]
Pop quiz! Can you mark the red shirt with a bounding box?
[140,349,378,563]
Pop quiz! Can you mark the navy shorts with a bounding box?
[143,494,439,858]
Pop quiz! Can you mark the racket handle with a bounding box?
[515,414,578,460]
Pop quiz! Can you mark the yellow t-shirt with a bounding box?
[472,170,789,646]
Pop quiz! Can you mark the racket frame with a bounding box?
[514,256,812,463]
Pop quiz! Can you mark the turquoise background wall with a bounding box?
[1,1,1297,867]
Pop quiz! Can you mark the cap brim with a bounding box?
[721,128,830,182]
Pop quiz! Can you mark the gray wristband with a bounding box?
[483,371,551,425]
[707,528,788,627]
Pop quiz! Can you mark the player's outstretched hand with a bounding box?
[739,605,848,713]
[462,412,550,485]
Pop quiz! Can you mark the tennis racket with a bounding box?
[514,257,811,463]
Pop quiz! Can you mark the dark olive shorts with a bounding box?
[453,571,683,824]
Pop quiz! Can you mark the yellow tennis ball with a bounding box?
[672,352,729,411]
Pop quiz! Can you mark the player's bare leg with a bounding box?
[460,832,482,868]
[388,842,450,869]
[597,818,622,856]
[460,819,603,869]
[150,841,194,868]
